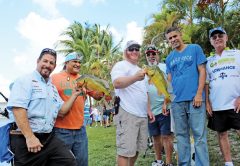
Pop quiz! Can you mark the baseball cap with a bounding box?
[209,27,226,38]
[125,40,141,50]
[65,52,83,62]
[145,45,158,54]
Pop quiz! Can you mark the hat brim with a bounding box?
[128,44,140,48]
[65,59,81,62]
[145,50,158,54]
[210,30,226,38]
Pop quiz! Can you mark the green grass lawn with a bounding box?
[87,123,177,166]
[87,123,240,166]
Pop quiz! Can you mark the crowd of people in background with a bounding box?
[87,103,115,128]
[2,25,240,166]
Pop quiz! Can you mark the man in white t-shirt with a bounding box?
[111,40,155,166]
[206,27,240,166]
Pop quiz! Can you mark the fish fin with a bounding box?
[148,78,153,85]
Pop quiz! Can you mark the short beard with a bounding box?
[148,60,158,66]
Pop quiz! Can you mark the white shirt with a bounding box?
[206,49,240,111]
[111,60,148,117]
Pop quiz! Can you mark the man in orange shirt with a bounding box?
[51,52,103,166]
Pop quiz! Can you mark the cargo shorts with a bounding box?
[115,107,148,157]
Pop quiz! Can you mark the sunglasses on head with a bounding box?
[146,52,156,57]
[211,33,224,40]
[128,47,140,52]
[41,48,57,56]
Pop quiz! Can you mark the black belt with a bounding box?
[10,130,52,136]
[10,131,53,146]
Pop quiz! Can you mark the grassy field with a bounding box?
[87,123,240,166]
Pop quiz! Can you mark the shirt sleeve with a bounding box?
[7,76,32,111]
[195,44,207,65]
[111,62,127,82]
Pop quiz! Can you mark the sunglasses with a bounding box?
[146,52,156,57]
[128,47,140,52]
[41,48,57,56]
[211,34,224,40]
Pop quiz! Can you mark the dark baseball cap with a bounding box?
[145,45,158,54]
[209,27,226,38]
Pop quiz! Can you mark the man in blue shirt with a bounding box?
[7,48,79,166]
[165,27,209,166]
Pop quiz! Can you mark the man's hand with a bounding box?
[162,100,170,116]
[206,100,213,117]
[193,93,203,108]
[26,135,43,153]
[148,110,155,123]
[73,87,85,97]
[234,97,240,113]
[134,69,146,81]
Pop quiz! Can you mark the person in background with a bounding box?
[92,107,100,127]
[51,52,103,166]
[7,48,78,166]
[165,26,209,166]
[111,40,155,166]
[96,103,103,127]
[89,106,93,128]
[102,104,110,128]
[206,27,240,166]
[145,45,173,166]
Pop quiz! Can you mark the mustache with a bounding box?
[42,67,52,72]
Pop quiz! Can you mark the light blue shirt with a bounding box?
[7,70,64,133]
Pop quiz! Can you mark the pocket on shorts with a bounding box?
[116,120,125,148]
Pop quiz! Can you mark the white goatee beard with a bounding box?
[148,60,158,66]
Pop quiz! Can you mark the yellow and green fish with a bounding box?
[143,65,172,103]
[76,74,112,101]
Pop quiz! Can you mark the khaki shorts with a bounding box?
[115,107,148,157]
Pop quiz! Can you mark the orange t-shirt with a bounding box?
[51,71,85,129]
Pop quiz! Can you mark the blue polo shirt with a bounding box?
[7,70,64,133]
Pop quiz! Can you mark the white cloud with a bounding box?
[61,0,85,6]
[32,0,84,17]
[33,0,60,17]
[18,12,70,48]
[0,75,11,100]
[32,0,105,17]
[124,21,143,45]
[90,0,106,4]
[12,12,70,74]
[109,26,123,43]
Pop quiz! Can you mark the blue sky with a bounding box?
[0,0,160,101]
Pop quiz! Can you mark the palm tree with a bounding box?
[56,21,122,105]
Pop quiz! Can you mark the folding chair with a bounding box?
[0,92,14,166]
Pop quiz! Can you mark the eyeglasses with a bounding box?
[146,52,156,57]
[41,48,57,56]
[211,34,224,40]
[128,47,140,52]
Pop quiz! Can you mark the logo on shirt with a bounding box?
[212,66,235,73]
[210,62,217,68]
[219,72,227,79]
